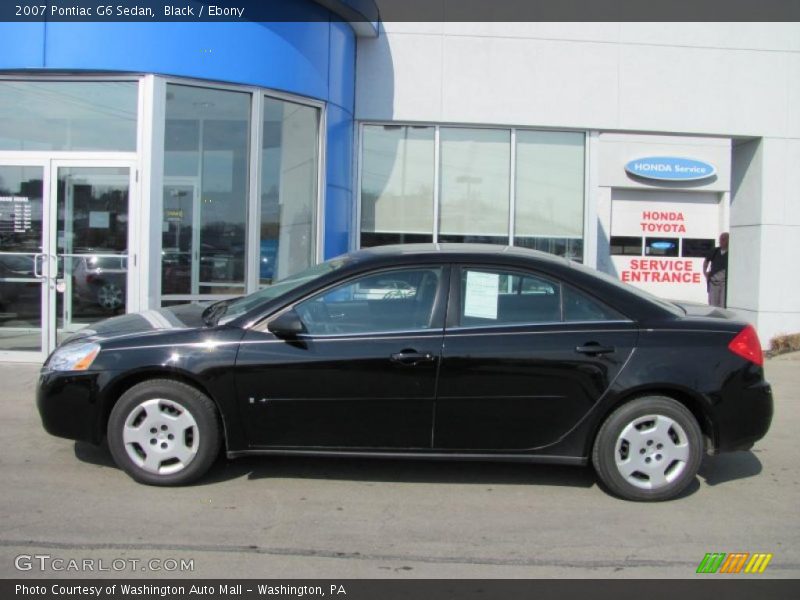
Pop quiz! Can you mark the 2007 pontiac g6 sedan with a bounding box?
[37,244,773,501]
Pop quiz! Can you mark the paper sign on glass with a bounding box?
[464,271,499,320]
[89,211,110,228]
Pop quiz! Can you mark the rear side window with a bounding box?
[563,285,626,322]
[459,269,561,326]
[457,268,627,327]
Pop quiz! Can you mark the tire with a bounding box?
[592,396,703,501]
[107,379,221,486]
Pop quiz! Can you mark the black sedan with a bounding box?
[37,244,772,501]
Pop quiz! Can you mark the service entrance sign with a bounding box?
[610,190,724,303]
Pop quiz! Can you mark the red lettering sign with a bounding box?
[621,259,701,284]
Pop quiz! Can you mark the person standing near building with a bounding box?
[704,232,729,307]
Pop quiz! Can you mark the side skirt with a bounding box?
[226,448,587,466]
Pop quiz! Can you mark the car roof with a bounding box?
[344,243,570,267]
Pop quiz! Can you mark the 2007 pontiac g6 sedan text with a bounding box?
[37,244,772,501]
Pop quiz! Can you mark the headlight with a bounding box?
[47,342,101,372]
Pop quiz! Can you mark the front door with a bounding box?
[0,160,137,360]
[235,266,448,449]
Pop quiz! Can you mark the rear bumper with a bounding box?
[715,379,773,453]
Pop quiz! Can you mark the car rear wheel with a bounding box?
[107,380,221,485]
[592,396,703,501]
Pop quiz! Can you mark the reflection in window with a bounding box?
[610,236,643,256]
[0,166,44,254]
[514,131,584,257]
[295,268,443,335]
[439,128,510,245]
[515,237,583,262]
[162,84,250,297]
[563,286,625,322]
[260,97,319,285]
[358,125,587,259]
[0,81,137,151]
[645,237,679,257]
[682,238,715,258]
[360,125,434,248]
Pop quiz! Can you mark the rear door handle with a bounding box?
[390,350,436,366]
[575,343,615,356]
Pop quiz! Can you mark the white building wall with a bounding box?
[356,21,800,345]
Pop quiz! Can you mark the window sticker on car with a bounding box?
[464,271,499,320]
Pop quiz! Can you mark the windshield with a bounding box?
[216,257,352,323]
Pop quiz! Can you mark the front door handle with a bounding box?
[390,350,436,366]
[576,342,615,356]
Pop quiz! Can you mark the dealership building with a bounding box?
[0,2,798,360]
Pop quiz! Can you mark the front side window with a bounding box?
[295,267,443,335]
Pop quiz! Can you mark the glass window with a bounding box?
[0,81,137,151]
[162,84,250,298]
[515,237,584,262]
[439,128,510,245]
[645,237,679,257]
[459,268,561,327]
[682,238,715,258]
[358,124,587,258]
[295,268,443,335]
[610,236,643,256]
[360,125,434,248]
[260,96,319,285]
[563,286,626,322]
[514,130,584,257]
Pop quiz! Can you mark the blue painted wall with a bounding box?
[0,0,358,258]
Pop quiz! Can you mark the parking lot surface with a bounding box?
[1,357,798,579]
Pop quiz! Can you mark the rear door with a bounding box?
[235,265,448,449]
[433,265,637,451]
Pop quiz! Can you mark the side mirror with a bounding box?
[267,309,306,338]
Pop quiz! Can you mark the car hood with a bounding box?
[61,303,208,345]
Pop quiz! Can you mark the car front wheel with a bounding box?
[592,396,703,501]
[107,379,221,485]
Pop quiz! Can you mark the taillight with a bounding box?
[728,324,763,366]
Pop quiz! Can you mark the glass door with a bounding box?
[50,163,134,347]
[0,163,47,357]
[162,178,199,297]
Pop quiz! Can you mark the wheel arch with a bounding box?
[587,386,717,457]
[98,368,230,450]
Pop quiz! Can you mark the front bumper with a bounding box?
[37,370,107,445]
